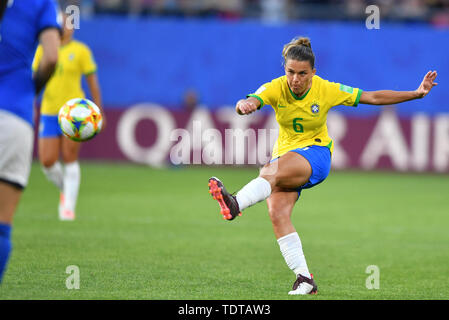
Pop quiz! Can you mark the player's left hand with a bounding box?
[100,112,107,133]
[416,70,438,98]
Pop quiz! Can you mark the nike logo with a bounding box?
[278,105,287,108]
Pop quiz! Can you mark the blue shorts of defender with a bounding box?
[271,145,332,199]
[39,115,62,138]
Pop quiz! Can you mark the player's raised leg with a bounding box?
[61,137,81,221]
[267,188,317,295]
[260,151,312,190]
[208,151,311,220]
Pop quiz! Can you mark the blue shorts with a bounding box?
[39,114,62,138]
[271,145,331,199]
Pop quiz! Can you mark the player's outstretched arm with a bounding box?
[360,70,438,105]
[86,73,106,131]
[33,29,60,94]
[236,97,260,115]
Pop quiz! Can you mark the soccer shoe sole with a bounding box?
[288,285,318,295]
[208,177,241,221]
[289,273,318,295]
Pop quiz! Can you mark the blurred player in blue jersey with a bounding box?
[0,0,61,283]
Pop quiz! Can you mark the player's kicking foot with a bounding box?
[208,177,241,221]
[288,274,318,295]
[58,193,75,221]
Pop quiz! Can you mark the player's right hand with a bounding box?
[236,99,258,115]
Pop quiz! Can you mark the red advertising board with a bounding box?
[50,104,449,172]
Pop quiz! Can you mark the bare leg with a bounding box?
[267,187,314,290]
[260,151,312,191]
[39,137,64,190]
[61,136,80,164]
[0,182,22,224]
[266,187,298,239]
[235,151,312,211]
[38,137,60,168]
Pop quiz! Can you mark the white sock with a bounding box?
[277,232,311,279]
[42,162,64,190]
[235,177,271,211]
[63,161,80,213]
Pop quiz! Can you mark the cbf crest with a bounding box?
[311,103,320,114]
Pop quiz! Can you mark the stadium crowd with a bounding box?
[66,0,449,25]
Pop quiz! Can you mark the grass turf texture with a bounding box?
[1,162,448,299]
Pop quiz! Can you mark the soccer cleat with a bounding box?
[58,193,65,218]
[288,273,318,295]
[208,177,242,221]
[59,209,75,221]
[58,193,75,221]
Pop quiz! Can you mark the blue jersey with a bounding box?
[0,0,60,127]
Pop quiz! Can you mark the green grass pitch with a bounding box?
[1,162,448,299]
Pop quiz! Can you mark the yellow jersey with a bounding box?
[248,75,362,158]
[32,40,97,115]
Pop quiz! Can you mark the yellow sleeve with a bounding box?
[325,80,363,108]
[32,45,43,73]
[247,78,281,109]
[80,45,97,75]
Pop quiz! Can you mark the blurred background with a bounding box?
[68,0,449,23]
[51,0,449,172]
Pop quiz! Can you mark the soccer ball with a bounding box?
[58,98,103,142]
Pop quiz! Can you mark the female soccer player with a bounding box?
[208,37,438,295]
[33,13,104,221]
[0,0,60,283]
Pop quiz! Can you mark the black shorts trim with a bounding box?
[0,178,25,190]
